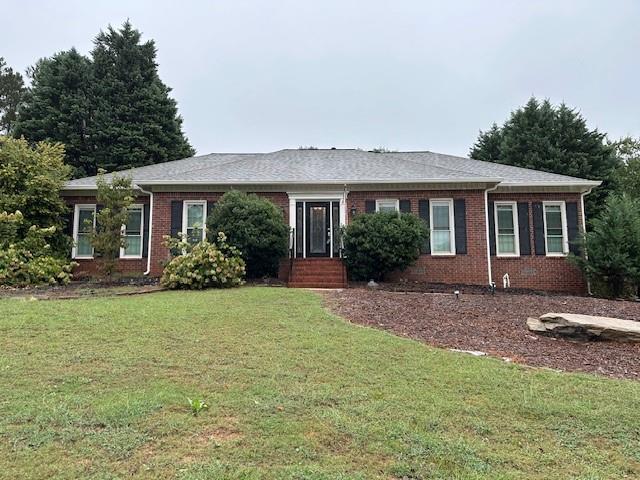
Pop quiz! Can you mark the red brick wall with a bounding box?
[65,189,587,292]
[489,192,586,293]
[347,190,489,286]
[149,192,288,276]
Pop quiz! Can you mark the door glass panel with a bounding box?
[309,206,327,254]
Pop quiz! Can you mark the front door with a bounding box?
[305,202,331,257]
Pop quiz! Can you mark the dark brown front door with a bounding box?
[306,202,331,257]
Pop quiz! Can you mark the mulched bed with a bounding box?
[323,288,640,380]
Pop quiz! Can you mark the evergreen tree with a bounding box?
[570,193,640,298]
[14,21,194,178]
[469,97,620,219]
[469,123,502,162]
[0,57,26,134]
[89,21,194,173]
[13,49,94,177]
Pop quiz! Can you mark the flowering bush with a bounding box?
[0,211,77,287]
[160,232,246,289]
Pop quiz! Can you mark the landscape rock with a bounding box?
[528,313,640,342]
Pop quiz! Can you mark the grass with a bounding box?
[0,287,639,479]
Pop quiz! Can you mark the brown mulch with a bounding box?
[322,288,640,380]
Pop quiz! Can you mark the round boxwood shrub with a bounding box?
[342,212,428,281]
[161,232,246,289]
[207,191,289,278]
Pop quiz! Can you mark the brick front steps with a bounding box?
[288,258,347,289]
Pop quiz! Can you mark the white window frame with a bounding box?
[430,199,456,255]
[494,201,520,257]
[375,199,399,213]
[120,204,144,259]
[543,201,569,257]
[72,204,96,259]
[182,200,207,244]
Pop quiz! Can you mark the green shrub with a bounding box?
[0,212,76,287]
[570,193,640,298]
[207,191,289,278]
[161,232,246,290]
[342,212,428,281]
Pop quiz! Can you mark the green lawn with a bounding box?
[1,288,639,479]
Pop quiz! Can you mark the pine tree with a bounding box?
[0,57,26,134]
[89,21,194,173]
[612,136,640,199]
[13,49,94,177]
[470,97,620,219]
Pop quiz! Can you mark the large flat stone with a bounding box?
[528,313,640,342]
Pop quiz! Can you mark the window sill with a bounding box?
[496,254,520,258]
[430,253,456,258]
[120,256,143,260]
[545,253,569,258]
[73,257,94,260]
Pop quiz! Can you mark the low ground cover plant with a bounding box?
[342,212,427,281]
[161,232,245,289]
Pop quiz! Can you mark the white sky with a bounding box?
[2,0,639,157]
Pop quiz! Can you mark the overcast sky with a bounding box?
[3,0,639,157]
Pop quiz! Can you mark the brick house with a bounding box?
[61,149,600,292]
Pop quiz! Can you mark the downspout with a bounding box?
[137,185,154,276]
[484,183,499,287]
[581,187,594,295]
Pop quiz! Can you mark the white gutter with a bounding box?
[484,184,499,287]
[136,185,154,276]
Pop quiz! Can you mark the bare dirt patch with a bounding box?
[322,288,640,379]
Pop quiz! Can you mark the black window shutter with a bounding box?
[487,201,496,256]
[566,201,580,255]
[532,202,546,255]
[517,202,531,255]
[399,199,411,213]
[170,200,183,238]
[206,200,216,219]
[142,203,150,258]
[453,199,467,254]
[418,199,430,254]
[62,209,73,237]
[365,200,376,213]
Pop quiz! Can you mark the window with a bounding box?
[121,205,143,258]
[494,202,519,256]
[183,201,207,245]
[543,202,568,255]
[430,199,455,254]
[73,204,96,259]
[376,199,399,213]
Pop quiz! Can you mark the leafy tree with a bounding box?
[0,57,25,134]
[89,172,134,277]
[570,194,640,298]
[89,21,194,173]
[206,191,290,278]
[612,136,640,199]
[470,97,620,218]
[342,212,428,281]
[14,21,194,178]
[13,49,94,177]
[0,136,71,254]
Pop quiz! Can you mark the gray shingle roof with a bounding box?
[64,149,600,189]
